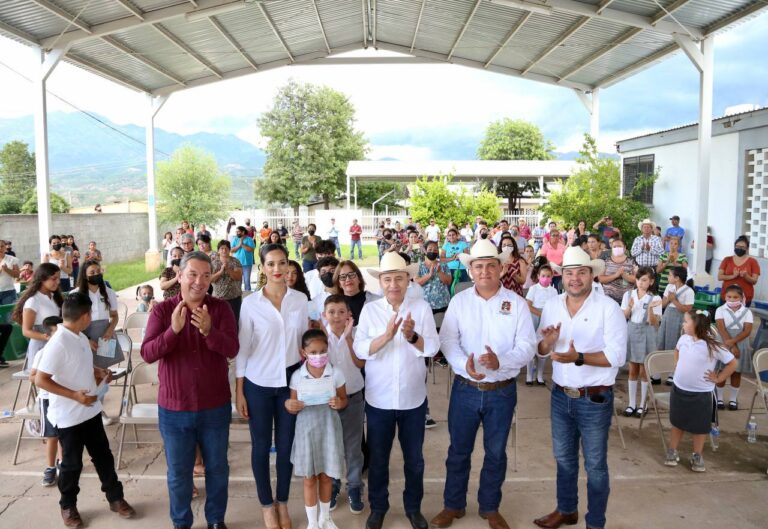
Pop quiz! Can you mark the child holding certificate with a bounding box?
[286,329,348,529]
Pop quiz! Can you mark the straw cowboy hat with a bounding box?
[637,218,657,231]
[458,239,512,269]
[368,252,419,279]
[551,246,606,276]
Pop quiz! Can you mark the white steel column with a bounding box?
[346,174,351,210]
[538,175,545,224]
[692,36,714,281]
[145,94,169,270]
[573,88,599,143]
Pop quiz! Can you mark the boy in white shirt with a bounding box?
[35,292,136,528]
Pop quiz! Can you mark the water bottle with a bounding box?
[747,416,758,444]
[710,425,720,451]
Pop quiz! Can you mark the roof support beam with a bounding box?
[101,35,187,86]
[558,27,641,81]
[112,0,144,20]
[309,0,331,55]
[30,0,92,34]
[66,53,149,92]
[208,16,258,70]
[447,0,482,61]
[484,12,532,68]
[258,2,294,62]
[410,0,426,53]
[573,88,600,141]
[650,0,691,26]
[153,24,222,78]
[0,19,39,45]
[522,16,589,75]
[596,0,617,14]
[361,0,368,48]
[372,0,377,48]
[705,2,768,36]
[673,33,703,72]
[188,0,199,7]
[596,43,678,88]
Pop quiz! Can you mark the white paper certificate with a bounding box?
[297,376,335,406]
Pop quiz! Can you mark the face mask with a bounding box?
[426,252,439,261]
[502,245,514,251]
[734,248,747,257]
[306,353,329,368]
[87,274,103,285]
[480,232,489,239]
[52,243,62,251]
[320,272,335,288]
[726,300,742,310]
[539,276,552,287]
[384,233,392,240]
[142,295,152,302]
[308,229,316,235]
[171,259,181,267]
[612,247,625,257]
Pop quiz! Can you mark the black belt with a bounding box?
[455,375,515,392]
[553,383,613,398]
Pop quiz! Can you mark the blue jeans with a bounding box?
[443,379,516,513]
[243,374,298,506]
[293,242,301,260]
[550,386,613,529]
[330,237,341,257]
[350,239,362,259]
[158,403,232,526]
[366,399,427,514]
[0,289,16,307]
[241,264,252,291]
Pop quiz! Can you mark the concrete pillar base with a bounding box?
[145,250,162,272]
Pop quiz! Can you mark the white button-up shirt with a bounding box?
[236,288,308,387]
[537,291,627,388]
[326,324,365,395]
[354,296,439,410]
[440,285,537,382]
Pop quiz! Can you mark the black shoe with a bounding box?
[650,377,661,385]
[525,381,533,386]
[174,526,191,529]
[406,511,428,529]
[366,511,386,529]
[208,524,228,529]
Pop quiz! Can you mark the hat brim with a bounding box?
[457,247,512,268]
[368,263,420,279]
[551,259,605,277]
[637,220,657,231]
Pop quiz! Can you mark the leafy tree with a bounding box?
[408,174,501,229]
[20,191,70,214]
[540,135,650,240]
[477,118,555,211]
[0,140,37,213]
[355,181,405,210]
[256,80,367,212]
[156,145,231,227]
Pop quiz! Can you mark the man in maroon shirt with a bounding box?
[349,218,363,260]
[141,251,238,529]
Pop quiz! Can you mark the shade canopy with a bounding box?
[346,160,578,182]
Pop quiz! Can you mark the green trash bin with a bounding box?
[693,291,720,320]
[0,303,28,361]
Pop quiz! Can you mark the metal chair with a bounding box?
[115,361,160,470]
[123,312,150,352]
[640,350,676,452]
[115,301,128,332]
[746,348,768,430]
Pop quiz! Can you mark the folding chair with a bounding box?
[116,361,160,470]
[123,312,150,352]
[510,410,518,472]
[746,348,768,430]
[12,398,42,465]
[115,301,128,333]
[112,333,134,417]
[612,405,627,450]
[640,350,676,452]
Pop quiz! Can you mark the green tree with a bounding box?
[355,181,405,210]
[0,140,37,213]
[20,191,70,214]
[256,81,367,211]
[477,118,555,211]
[156,145,231,227]
[540,135,650,240]
[408,175,501,229]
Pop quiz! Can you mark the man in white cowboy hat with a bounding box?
[430,239,536,529]
[533,246,627,529]
[354,252,439,529]
[630,218,663,268]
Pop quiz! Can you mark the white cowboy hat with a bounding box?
[368,252,419,279]
[458,239,512,268]
[637,218,657,231]
[551,246,606,276]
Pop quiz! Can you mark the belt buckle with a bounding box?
[563,386,581,399]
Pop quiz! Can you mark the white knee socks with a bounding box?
[526,359,535,382]
[640,381,649,410]
[715,386,724,401]
[730,387,739,403]
[306,504,318,525]
[628,379,638,409]
[537,357,546,383]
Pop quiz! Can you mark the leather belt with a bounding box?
[553,383,613,399]
[455,375,515,392]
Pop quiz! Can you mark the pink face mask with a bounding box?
[726,301,742,311]
[612,247,625,257]
[539,276,552,287]
[306,353,329,368]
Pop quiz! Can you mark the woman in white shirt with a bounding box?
[43,235,73,292]
[75,260,120,362]
[236,243,308,529]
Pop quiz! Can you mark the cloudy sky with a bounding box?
[0,9,766,162]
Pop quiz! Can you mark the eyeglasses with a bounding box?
[338,272,358,281]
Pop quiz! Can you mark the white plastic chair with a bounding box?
[746,348,768,430]
[115,361,160,469]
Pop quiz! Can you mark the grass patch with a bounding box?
[104,258,160,292]
[286,243,380,268]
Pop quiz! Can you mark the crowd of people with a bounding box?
[0,210,764,529]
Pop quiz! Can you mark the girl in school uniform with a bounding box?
[658,266,695,351]
[664,311,737,472]
[714,285,754,411]
[621,267,662,417]
[525,264,558,385]
[286,329,348,529]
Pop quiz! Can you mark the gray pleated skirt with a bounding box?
[627,321,657,363]
[657,306,684,350]
[669,384,714,434]
[291,403,345,479]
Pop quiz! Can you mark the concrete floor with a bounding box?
[0,357,766,529]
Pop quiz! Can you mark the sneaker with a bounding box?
[425,415,437,429]
[690,453,706,472]
[664,448,679,466]
[329,479,340,511]
[101,411,114,426]
[42,466,57,487]
[665,375,674,386]
[348,487,364,514]
[319,518,339,529]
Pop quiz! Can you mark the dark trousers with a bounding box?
[366,399,427,514]
[0,323,11,362]
[57,413,123,509]
[225,296,242,326]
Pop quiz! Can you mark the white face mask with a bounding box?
[612,247,625,257]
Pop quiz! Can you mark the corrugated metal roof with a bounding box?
[0,0,764,95]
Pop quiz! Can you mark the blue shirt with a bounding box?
[665,226,685,251]
[442,241,468,270]
[231,236,255,266]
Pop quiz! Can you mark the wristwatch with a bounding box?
[574,352,585,366]
[408,332,420,345]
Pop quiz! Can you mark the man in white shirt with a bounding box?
[354,253,439,529]
[425,219,441,243]
[328,217,342,258]
[491,219,510,246]
[431,240,536,529]
[0,239,20,305]
[533,247,627,529]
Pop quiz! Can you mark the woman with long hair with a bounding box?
[286,261,311,301]
[43,235,73,292]
[12,262,63,366]
[75,260,119,351]
[499,234,527,296]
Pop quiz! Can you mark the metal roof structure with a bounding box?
[346,159,578,181]
[0,0,765,96]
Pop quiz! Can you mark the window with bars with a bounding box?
[622,154,655,204]
[744,148,768,259]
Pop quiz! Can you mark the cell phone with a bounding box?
[589,394,606,404]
